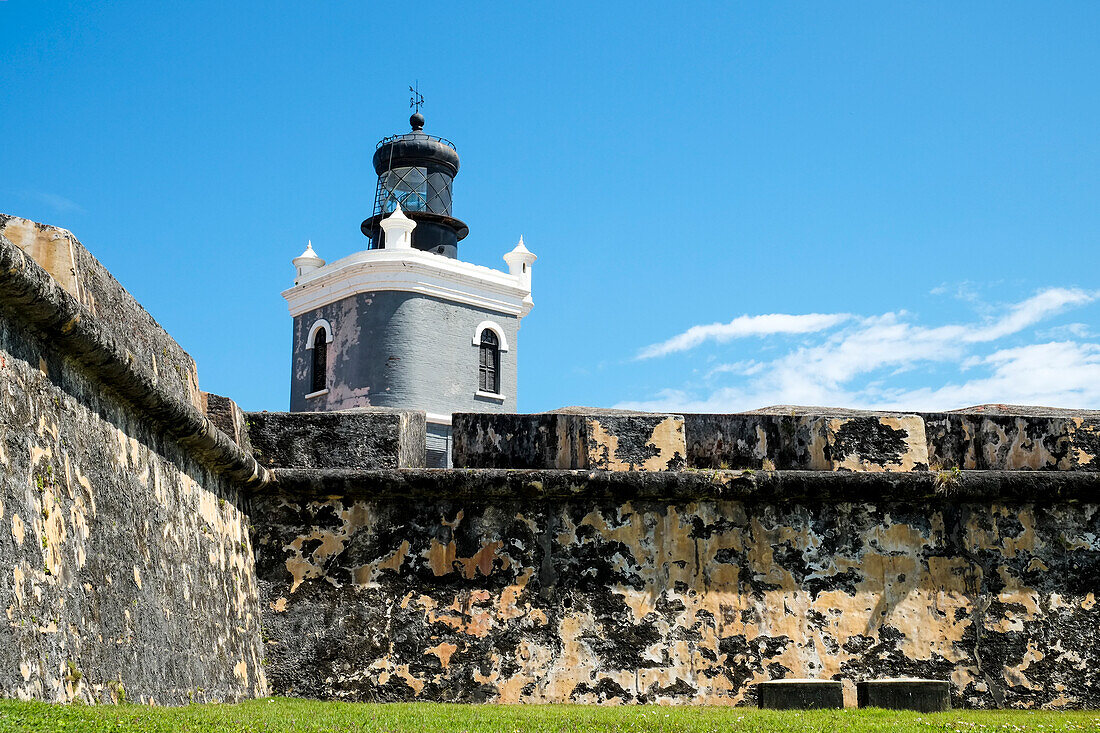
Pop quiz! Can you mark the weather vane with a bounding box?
[409,81,424,114]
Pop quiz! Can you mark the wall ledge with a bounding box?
[270,467,1100,503]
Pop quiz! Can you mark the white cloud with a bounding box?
[618,288,1100,413]
[636,313,851,360]
[963,288,1094,342]
[704,360,765,379]
[930,280,981,301]
[868,342,1100,411]
[29,191,85,214]
[1039,323,1093,339]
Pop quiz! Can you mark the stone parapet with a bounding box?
[453,407,1100,474]
[0,222,271,489]
[203,393,254,453]
[246,409,426,470]
[923,409,1100,471]
[0,215,203,410]
[685,412,928,471]
[452,411,686,470]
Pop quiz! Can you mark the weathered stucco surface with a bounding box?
[246,410,426,470]
[453,412,687,470]
[0,222,267,704]
[459,409,1100,475]
[255,470,1100,708]
[924,411,1100,471]
[685,413,929,472]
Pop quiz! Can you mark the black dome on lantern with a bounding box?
[371,115,460,176]
[362,114,468,258]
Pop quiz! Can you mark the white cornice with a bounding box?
[282,248,533,318]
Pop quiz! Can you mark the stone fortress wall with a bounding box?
[0,216,269,704]
[1,214,1098,708]
[258,410,1100,709]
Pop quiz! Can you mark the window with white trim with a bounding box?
[310,327,327,393]
[478,330,500,394]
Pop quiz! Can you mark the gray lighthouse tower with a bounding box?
[282,112,536,466]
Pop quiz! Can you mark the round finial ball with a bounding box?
[410,112,425,130]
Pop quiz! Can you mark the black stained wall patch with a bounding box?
[830,419,910,467]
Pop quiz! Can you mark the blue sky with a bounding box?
[3,1,1099,412]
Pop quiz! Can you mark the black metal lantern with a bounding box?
[361,113,469,258]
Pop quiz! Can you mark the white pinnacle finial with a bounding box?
[503,235,536,299]
[292,239,325,284]
[380,201,416,249]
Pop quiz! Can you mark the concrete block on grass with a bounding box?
[756,679,844,709]
[856,679,951,712]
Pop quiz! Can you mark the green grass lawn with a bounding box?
[0,698,1097,732]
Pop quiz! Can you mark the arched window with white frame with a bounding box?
[479,329,500,394]
[472,321,509,396]
[305,319,333,396]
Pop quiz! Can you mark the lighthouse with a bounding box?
[281,111,536,466]
[360,110,467,258]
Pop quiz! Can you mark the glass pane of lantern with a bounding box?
[426,173,453,214]
[384,167,428,211]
